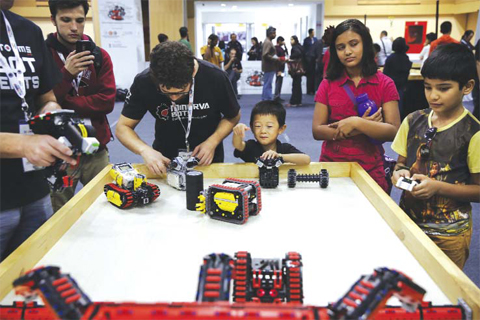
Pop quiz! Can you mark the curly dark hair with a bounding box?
[150,42,195,89]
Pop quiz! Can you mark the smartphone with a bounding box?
[75,40,94,53]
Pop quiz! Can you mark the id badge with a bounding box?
[19,120,43,172]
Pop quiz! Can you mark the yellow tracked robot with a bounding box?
[196,178,262,224]
[104,163,160,209]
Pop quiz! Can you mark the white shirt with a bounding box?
[376,36,393,66]
[419,44,430,69]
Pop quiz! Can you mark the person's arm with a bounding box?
[53,50,94,98]
[262,42,277,62]
[392,155,410,187]
[224,58,234,71]
[281,153,311,165]
[115,115,171,175]
[203,46,213,61]
[57,50,116,118]
[312,102,338,140]
[192,112,241,165]
[36,90,62,114]
[232,123,249,151]
[410,173,480,202]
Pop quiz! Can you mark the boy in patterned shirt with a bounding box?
[391,43,480,269]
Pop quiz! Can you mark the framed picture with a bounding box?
[405,21,427,54]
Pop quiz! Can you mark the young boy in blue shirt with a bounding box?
[391,43,480,269]
[233,100,311,165]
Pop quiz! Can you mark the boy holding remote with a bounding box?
[391,44,480,269]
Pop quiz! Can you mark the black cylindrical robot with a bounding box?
[186,170,204,211]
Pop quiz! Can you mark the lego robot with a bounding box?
[255,157,284,189]
[28,110,99,192]
[196,178,261,225]
[104,163,160,209]
[3,264,472,320]
[166,151,199,190]
[232,251,303,303]
[288,168,329,188]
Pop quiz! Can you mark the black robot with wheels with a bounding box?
[288,169,329,188]
[256,157,284,188]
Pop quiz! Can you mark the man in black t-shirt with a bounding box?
[0,0,75,261]
[117,41,241,175]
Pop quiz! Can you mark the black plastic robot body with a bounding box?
[232,251,303,303]
[256,157,284,189]
[196,178,262,225]
[288,169,329,188]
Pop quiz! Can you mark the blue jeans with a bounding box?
[262,71,275,100]
[0,194,53,261]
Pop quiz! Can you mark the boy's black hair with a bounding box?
[381,30,388,36]
[326,19,377,81]
[250,100,286,127]
[49,0,89,17]
[421,43,476,88]
[440,21,452,34]
[179,26,188,38]
[373,43,381,53]
[392,37,409,54]
[150,41,194,89]
[426,32,437,43]
[157,33,168,43]
[308,28,314,34]
[277,36,285,43]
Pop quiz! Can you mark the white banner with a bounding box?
[238,61,306,96]
[98,0,145,89]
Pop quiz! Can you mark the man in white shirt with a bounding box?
[376,30,392,66]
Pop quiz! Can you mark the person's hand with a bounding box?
[233,123,250,140]
[192,139,217,166]
[38,102,62,114]
[362,107,383,122]
[410,174,439,199]
[64,50,95,77]
[22,135,76,167]
[261,150,279,160]
[392,169,410,188]
[140,146,170,176]
[329,117,360,140]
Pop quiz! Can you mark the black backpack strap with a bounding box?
[92,46,103,75]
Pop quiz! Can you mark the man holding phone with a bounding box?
[46,0,116,212]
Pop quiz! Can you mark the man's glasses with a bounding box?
[420,127,437,160]
[158,79,193,98]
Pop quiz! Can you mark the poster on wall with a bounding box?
[98,0,145,89]
[404,21,427,54]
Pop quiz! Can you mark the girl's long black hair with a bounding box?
[326,19,377,81]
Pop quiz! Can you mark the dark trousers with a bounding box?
[274,74,283,99]
[306,59,316,94]
[290,75,302,105]
[227,69,240,97]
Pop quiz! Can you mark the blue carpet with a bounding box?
[106,94,479,287]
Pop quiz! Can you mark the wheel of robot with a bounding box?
[233,251,252,302]
[104,183,134,209]
[284,251,303,303]
[287,169,297,188]
[145,182,161,202]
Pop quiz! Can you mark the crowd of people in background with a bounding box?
[1,0,480,271]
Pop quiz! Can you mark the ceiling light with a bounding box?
[221,3,226,6]
[288,3,294,6]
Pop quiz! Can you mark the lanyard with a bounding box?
[0,11,30,120]
[171,78,195,152]
[57,51,83,95]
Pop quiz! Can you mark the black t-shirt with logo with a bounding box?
[234,139,303,163]
[0,10,61,210]
[122,59,240,161]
